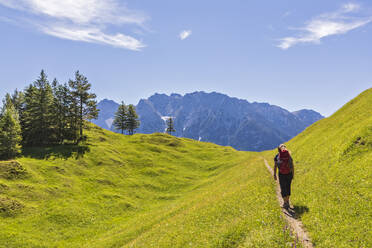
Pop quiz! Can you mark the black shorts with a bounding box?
[279,173,293,197]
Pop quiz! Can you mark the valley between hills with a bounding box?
[0,88,371,247]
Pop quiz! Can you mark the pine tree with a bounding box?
[125,104,140,135]
[113,101,128,134]
[166,117,176,135]
[69,71,99,141]
[52,79,74,143]
[2,93,13,111]
[21,84,37,145]
[10,89,24,114]
[0,101,22,160]
[66,84,79,143]
[22,70,54,146]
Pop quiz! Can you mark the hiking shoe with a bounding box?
[283,202,289,209]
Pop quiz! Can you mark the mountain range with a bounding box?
[92,91,324,151]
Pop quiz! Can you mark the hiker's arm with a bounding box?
[290,157,294,179]
[273,162,277,180]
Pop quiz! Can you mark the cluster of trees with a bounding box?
[113,101,140,135]
[0,70,99,160]
[112,102,174,136]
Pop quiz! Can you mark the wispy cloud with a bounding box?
[342,3,360,12]
[179,30,192,40]
[278,3,372,50]
[0,0,148,50]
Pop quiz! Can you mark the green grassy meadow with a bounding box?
[264,88,372,247]
[1,88,371,247]
[0,123,295,247]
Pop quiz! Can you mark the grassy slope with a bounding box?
[264,88,372,247]
[0,123,295,248]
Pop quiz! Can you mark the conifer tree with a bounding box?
[68,71,99,141]
[0,101,22,159]
[10,89,24,114]
[166,117,176,135]
[7,90,25,140]
[113,101,128,134]
[22,70,54,146]
[21,84,37,145]
[52,79,74,143]
[2,93,13,111]
[125,104,140,135]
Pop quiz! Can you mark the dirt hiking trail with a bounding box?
[263,158,314,248]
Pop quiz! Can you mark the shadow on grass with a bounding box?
[22,144,90,160]
[293,205,309,219]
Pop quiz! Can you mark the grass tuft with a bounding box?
[0,196,24,217]
[0,161,28,180]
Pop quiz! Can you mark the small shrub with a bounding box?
[168,140,183,147]
[0,161,27,180]
[0,183,9,193]
[0,196,24,217]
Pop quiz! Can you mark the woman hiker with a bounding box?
[273,144,294,209]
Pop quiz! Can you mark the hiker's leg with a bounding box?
[283,174,291,206]
[280,175,287,206]
[287,173,293,205]
[278,174,284,196]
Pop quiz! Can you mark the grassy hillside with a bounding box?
[0,123,295,247]
[264,88,372,247]
[4,89,370,248]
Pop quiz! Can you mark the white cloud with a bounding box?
[342,3,360,13]
[179,30,192,40]
[0,0,148,50]
[41,25,145,51]
[278,3,371,50]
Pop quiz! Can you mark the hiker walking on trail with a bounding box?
[273,144,294,209]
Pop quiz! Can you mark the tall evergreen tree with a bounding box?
[125,104,140,135]
[10,89,25,114]
[113,101,128,134]
[0,101,22,160]
[166,117,176,135]
[69,71,99,141]
[67,85,79,142]
[22,70,54,146]
[2,93,13,111]
[52,79,74,143]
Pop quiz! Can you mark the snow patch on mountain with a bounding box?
[105,118,114,129]
[161,116,174,122]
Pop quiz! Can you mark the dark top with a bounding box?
[274,152,293,174]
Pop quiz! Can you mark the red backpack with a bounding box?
[277,150,292,174]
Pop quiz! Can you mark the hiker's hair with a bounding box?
[278,144,286,152]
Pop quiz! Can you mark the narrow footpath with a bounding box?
[263,159,314,248]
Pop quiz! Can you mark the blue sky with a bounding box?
[0,0,371,116]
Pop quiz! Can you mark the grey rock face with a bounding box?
[292,109,324,127]
[91,99,119,131]
[93,92,324,151]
